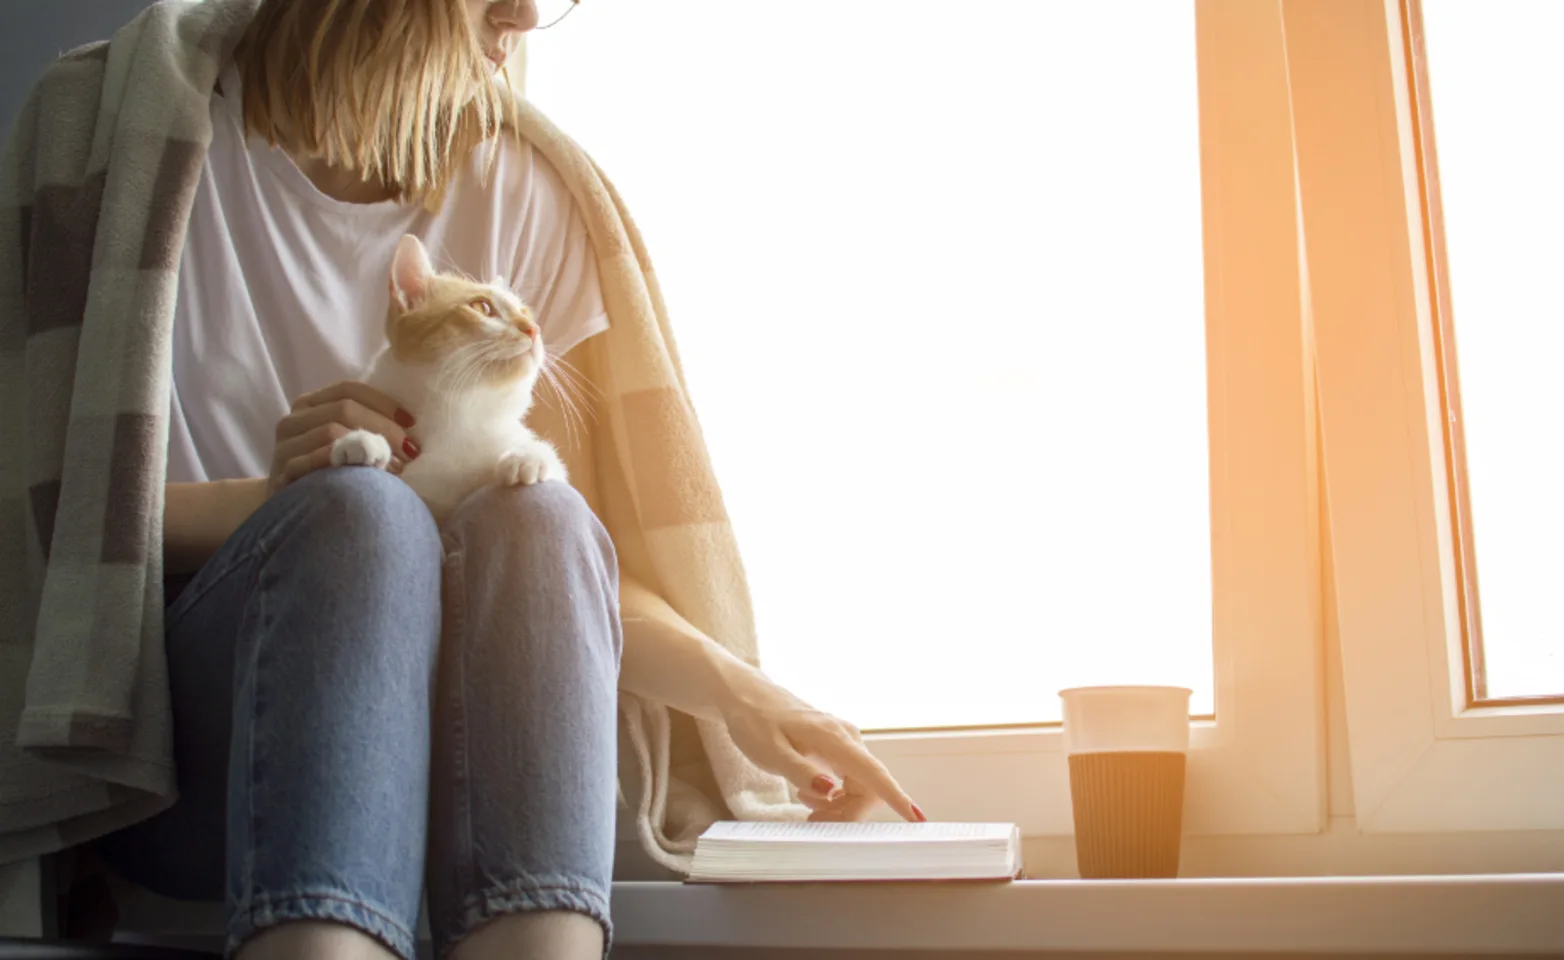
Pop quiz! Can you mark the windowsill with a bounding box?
[94,870,1564,954]
[612,875,1564,954]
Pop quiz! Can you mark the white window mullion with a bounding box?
[1187,0,1325,836]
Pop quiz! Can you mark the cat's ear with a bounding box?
[390,234,434,309]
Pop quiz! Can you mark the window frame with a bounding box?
[864,0,1327,839]
[1403,0,1564,714]
[1285,0,1564,834]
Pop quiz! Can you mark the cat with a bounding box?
[329,233,566,520]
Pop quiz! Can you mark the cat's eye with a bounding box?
[471,298,497,317]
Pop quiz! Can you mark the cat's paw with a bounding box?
[330,429,394,470]
[495,444,567,487]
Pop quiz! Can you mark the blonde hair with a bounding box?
[233,0,510,204]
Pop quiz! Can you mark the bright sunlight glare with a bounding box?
[528,1,1211,729]
[1422,0,1564,700]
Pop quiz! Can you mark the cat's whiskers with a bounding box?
[434,341,495,401]
[536,364,582,450]
[544,353,598,406]
[432,333,550,428]
[434,340,486,389]
[537,352,598,451]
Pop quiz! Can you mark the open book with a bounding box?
[687,820,1023,883]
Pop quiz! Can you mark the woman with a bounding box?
[29,1,928,959]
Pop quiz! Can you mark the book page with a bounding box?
[700,821,1013,842]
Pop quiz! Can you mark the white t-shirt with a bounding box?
[167,67,609,483]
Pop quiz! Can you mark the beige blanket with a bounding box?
[0,0,801,869]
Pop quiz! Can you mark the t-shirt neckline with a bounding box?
[217,64,419,220]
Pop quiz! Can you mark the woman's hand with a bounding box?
[269,380,417,495]
[616,580,926,822]
[718,665,926,824]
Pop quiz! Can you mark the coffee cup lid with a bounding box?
[1059,685,1191,753]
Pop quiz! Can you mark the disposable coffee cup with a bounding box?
[1060,685,1191,879]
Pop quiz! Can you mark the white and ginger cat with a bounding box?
[330,233,566,520]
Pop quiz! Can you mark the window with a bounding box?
[1287,0,1564,833]
[530,0,1324,839]
[531,1,1214,732]
[1418,0,1564,704]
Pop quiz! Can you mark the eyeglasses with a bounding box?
[534,0,580,30]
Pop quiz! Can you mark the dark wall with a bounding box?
[0,1,152,140]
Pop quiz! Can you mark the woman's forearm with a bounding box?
[164,478,268,574]
[618,577,777,723]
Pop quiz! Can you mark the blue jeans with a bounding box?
[96,467,623,959]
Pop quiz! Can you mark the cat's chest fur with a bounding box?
[400,416,533,518]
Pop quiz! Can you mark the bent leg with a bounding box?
[430,481,622,959]
[97,467,443,959]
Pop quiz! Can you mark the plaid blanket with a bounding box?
[1,0,801,868]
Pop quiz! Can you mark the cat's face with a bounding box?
[384,234,542,393]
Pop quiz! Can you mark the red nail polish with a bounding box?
[912,804,927,823]
[811,774,836,796]
[403,438,420,459]
[394,409,416,429]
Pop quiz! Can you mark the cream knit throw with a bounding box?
[0,0,803,868]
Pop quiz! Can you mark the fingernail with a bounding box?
[403,438,420,459]
[389,458,405,475]
[912,804,927,823]
[394,409,416,428]
[811,774,837,796]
